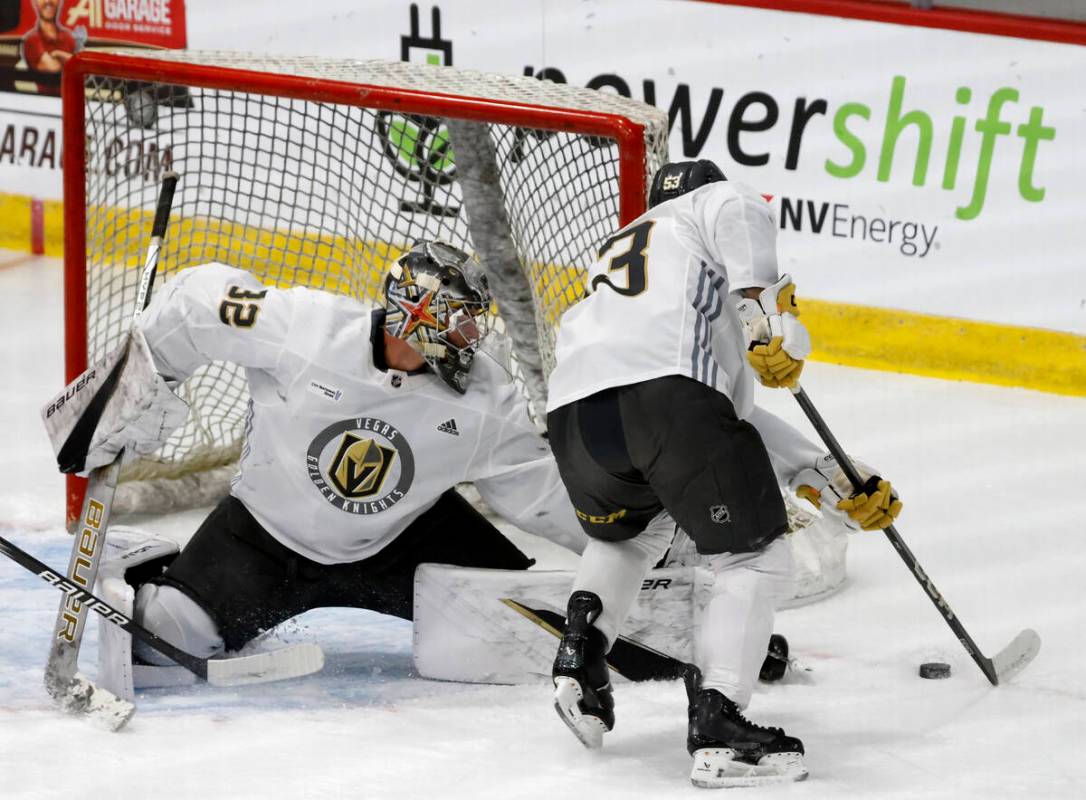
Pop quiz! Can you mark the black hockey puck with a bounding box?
[919,662,951,679]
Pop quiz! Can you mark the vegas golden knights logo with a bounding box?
[328,434,396,499]
[307,417,415,515]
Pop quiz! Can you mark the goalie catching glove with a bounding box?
[41,329,189,475]
[737,274,811,389]
[790,454,903,531]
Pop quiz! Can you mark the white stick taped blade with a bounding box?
[992,629,1041,684]
[206,643,325,687]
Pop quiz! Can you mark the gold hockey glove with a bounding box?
[790,455,903,532]
[737,274,811,390]
[835,476,903,531]
[748,335,805,388]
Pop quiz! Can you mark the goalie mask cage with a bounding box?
[62,50,670,522]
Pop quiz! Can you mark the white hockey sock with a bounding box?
[697,536,794,709]
[571,511,675,647]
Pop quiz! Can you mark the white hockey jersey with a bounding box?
[137,262,584,565]
[546,181,779,419]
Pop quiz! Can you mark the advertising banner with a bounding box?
[0,0,185,253]
[0,0,186,95]
[366,0,1083,335]
[178,0,1081,336]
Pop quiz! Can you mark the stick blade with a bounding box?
[992,628,1041,685]
[46,673,135,732]
[206,644,325,687]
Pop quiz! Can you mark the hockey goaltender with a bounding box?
[50,241,589,675]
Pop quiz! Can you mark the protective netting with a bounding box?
[75,53,669,504]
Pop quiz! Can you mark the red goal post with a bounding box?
[60,50,670,522]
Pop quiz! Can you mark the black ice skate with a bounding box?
[684,665,808,788]
[552,591,614,749]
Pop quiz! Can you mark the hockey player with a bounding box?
[545,161,902,788]
[67,240,587,670]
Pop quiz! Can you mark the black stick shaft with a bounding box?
[136,170,179,315]
[150,171,179,239]
[1,535,208,680]
[791,387,999,685]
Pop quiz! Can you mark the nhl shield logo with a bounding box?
[709,504,731,524]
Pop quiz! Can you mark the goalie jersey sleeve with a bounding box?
[135,262,584,564]
[546,181,780,420]
[468,379,587,555]
[137,261,292,382]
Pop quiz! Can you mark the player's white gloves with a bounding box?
[789,454,903,532]
[42,329,190,476]
[737,274,811,389]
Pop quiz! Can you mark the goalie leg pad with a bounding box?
[133,583,225,666]
[413,560,710,684]
[95,527,189,701]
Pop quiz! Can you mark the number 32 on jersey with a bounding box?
[219,285,268,327]
[590,220,654,298]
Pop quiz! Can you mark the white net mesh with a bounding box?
[73,52,669,507]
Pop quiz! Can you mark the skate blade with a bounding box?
[690,748,808,789]
[553,676,608,749]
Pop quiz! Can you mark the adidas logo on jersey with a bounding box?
[437,418,460,436]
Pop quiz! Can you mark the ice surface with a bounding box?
[1,246,1083,800]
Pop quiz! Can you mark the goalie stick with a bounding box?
[2,535,324,688]
[43,172,178,727]
[790,385,1040,686]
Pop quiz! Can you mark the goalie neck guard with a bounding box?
[648,159,727,208]
[383,241,493,394]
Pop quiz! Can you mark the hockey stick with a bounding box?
[2,535,324,687]
[502,599,688,681]
[44,172,179,725]
[790,385,1040,685]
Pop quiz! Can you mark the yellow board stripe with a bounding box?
[0,192,64,256]
[803,299,1086,397]
[4,191,1083,396]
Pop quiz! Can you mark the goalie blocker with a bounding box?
[41,328,188,477]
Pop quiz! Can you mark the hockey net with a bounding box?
[63,51,669,518]
[63,50,845,606]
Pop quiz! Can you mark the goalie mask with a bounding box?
[383,241,493,394]
[648,159,727,208]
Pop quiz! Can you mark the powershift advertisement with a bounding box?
[375,0,1083,351]
[205,0,1082,338]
